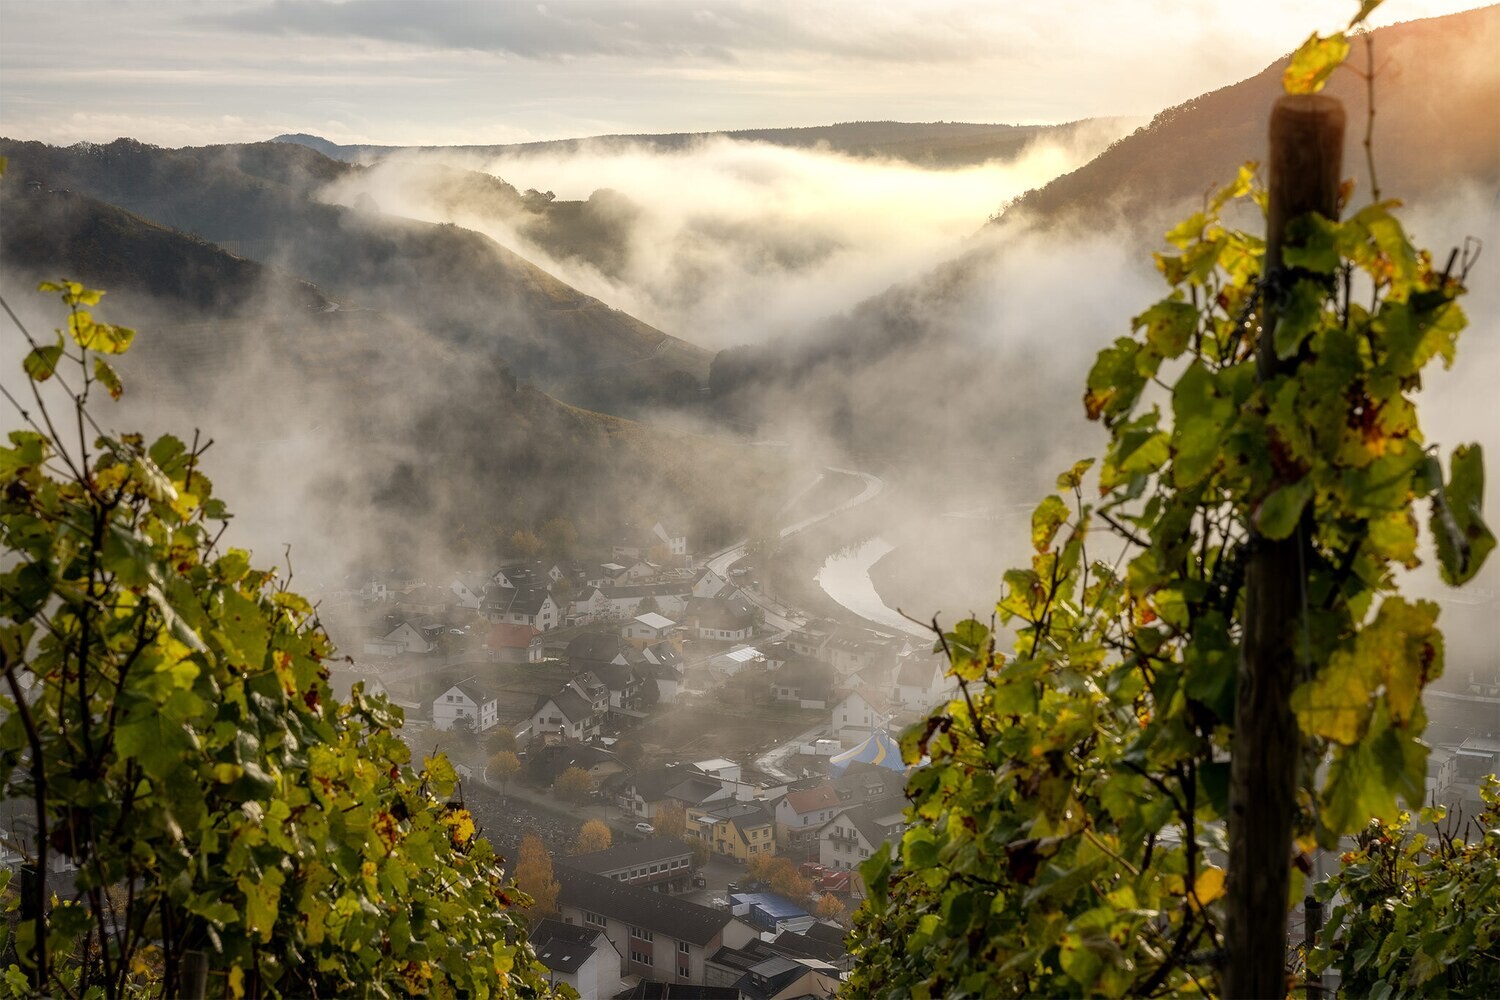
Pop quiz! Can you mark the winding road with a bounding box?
[705,467,887,632]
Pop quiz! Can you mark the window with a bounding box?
[860,848,869,858]
[749,844,757,855]
[631,926,654,942]
[584,911,607,927]
[631,949,653,966]
[678,941,690,954]
[802,816,809,826]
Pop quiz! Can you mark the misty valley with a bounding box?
[1,3,1498,998]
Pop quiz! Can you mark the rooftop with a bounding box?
[555,867,731,946]
[634,612,678,630]
[565,837,693,875]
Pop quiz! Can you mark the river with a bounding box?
[814,536,929,638]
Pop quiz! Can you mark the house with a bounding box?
[1452,735,1500,810]
[450,573,489,611]
[692,567,729,599]
[613,520,689,563]
[774,784,845,851]
[830,690,895,745]
[1427,746,1459,806]
[565,838,696,894]
[770,655,835,708]
[531,918,623,1000]
[616,764,698,820]
[483,586,560,631]
[625,612,679,643]
[363,620,437,657]
[727,895,815,937]
[687,596,756,642]
[822,633,890,677]
[816,797,908,876]
[590,563,631,589]
[568,632,640,673]
[554,868,756,983]
[530,686,599,741]
[689,802,776,862]
[707,646,764,682]
[893,651,955,711]
[769,923,851,971]
[651,521,688,560]
[491,559,550,590]
[787,622,835,660]
[731,955,838,1000]
[568,587,611,626]
[486,623,545,663]
[396,584,452,616]
[593,661,655,720]
[432,680,499,732]
[643,643,684,704]
[529,744,623,788]
[600,583,691,621]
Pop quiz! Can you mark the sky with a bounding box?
[0,0,1490,147]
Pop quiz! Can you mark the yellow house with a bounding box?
[689,802,776,862]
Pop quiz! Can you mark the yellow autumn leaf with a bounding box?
[1283,31,1351,94]
[1190,866,1227,909]
[228,966,245,1000]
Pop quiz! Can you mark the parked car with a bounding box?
[634,822,655,834]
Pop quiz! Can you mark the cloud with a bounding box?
[319,121,1129,349]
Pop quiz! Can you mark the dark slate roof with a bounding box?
[733,956,812,1000]
[531,918,605,974]
[602,581,691,599]
[896,652,942,687]
[567,631,625,664]
[452,679,498,707]
[626,763,694,801]
[531,744,619,784]
[533,686,595,725]
[562,837,693,876]
[555,868,731,946]
[664,776,726,807]
[484,585,551,616]
[687,596,755,630]
[771,924,847,963]
[707,939,784,977]
[644,642,682,668]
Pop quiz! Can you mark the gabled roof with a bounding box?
[667,776,727,807]
[531,918,607,974]
[701,802,773,829]
[567,631,625,665]
[643,641,682,668]
[783,784,842,816]
[818,798,906,848]
[555,867,731,945]
[896,653,944,688]
[484,585,552,616]
[450,680,497,707]
[625,763,695,801]
[534,685,595,725]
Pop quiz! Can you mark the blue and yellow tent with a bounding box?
[829,729,906,775]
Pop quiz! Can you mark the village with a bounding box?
[314,515,961,999]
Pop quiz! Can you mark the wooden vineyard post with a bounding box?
[1226,93,1345,999]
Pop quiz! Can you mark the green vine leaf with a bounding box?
[1283,31,1351,95]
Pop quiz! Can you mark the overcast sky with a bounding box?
[0,0,1489,147]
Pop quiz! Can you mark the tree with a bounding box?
[487,725,518,755]
[554,766,595,802]
[655,799,688,839]
[571,819,613,856]
[768,860,814,906]
[816,894,848,925]
[509,529,541,559]
[514,833,559,918]
[845,14,1493,997]
[0,278,549,997]
[488,750,521,798]
[450,714,477,739]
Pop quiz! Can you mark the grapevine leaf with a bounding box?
[1255,478,1313,539]
[1031,495,1069,553]
[22,341,64,383]
[1431,444,1495,585]
[1283,31,1350,95]
[93,357,123,399]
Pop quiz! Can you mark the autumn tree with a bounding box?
[0,277,549,997]
[514,833,560,918]
[539,517,578,560]
[654,799,688,839]
[816,894,849,925]
[487,725,518,755]
[571,819,613,856]
[554,766,595,802]
[489,750,521,798]
[509,529,542,559]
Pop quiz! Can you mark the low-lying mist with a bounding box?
[318,121,1131,348]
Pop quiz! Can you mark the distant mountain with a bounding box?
[272,119,1125,170]
[0,175,782,572]
[708,7,1500,480]
[999,6,1499,230]
[0,137,711,412]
